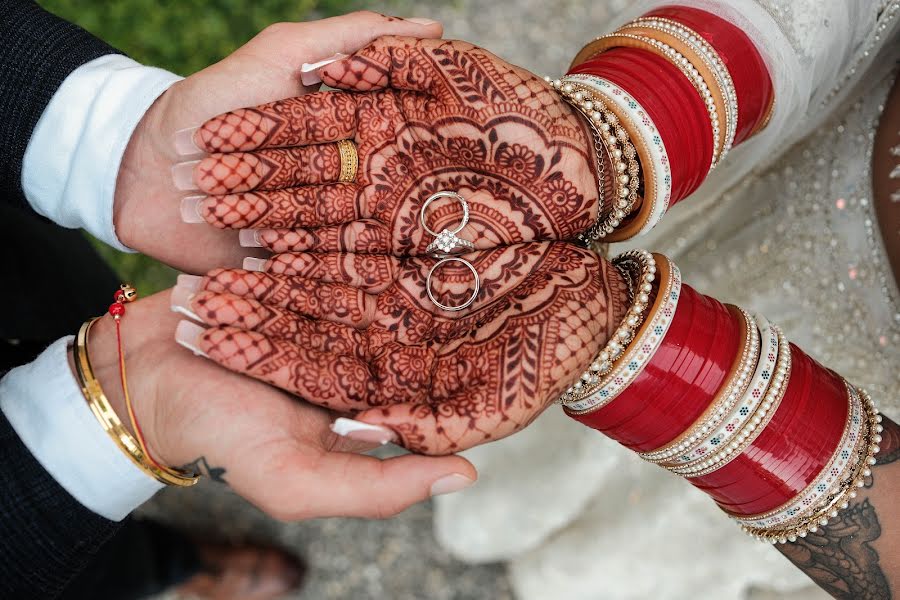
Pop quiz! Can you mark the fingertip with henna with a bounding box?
[299,53,349,86]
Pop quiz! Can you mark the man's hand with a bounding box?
[184,37,599,256]
[85,289,475,519]
[172,243,630,455]
[113,13,443,273]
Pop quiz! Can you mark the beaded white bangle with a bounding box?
[674,324,791,478]
[738,385,883,544]
[557,250,655,405]
[548,78,640,241]
[565,74,672,239]
[626,17,738,160]
[639,308,760,465]
[565,254,681,414]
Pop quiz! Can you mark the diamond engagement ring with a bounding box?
[420,191,475,256]
[425,229,475,256]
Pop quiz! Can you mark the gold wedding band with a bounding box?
[337,139,358,183]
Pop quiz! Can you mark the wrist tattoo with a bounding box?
[180,456,228,484]
[776,416,899,599]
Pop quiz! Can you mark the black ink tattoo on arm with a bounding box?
[180,456,228,484]
[776,416,900,599]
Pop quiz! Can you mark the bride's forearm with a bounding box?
[777,416,900,599]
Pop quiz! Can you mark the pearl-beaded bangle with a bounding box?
[557,250,656,405]
[548,78,641,242]
[586,33,721,170]
[739,386,882,544]
[625,17,738,160]
[674,324,791,478]
[639,307,760,465]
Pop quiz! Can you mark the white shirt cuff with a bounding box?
[21,54,182,251]
[0,337,164,521]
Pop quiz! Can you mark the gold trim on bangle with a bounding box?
[73,318,199,487]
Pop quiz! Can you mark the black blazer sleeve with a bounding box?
[0,0,121,214]
[0,410,121,599]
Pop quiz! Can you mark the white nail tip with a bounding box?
[170,286,201,321]
[330,418,396,444]
[243,257,267,272]
[171,161,200,191]
[174,320,208,357]
[300,53,348,73]
[176,274,203,292]
[180,196,205,223]
[173,127,204,156]
[239,229,263,248]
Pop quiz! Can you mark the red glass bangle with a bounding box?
[644,5,774,144]
[691,344,848,514]
[572,284,741,452]
[570,47,713,203]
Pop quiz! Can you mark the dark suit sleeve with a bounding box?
[0,0,121,214]
[0,410,121,599]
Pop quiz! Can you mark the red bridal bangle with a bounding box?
[642,6,774,143]
[691,344,847,513]
[570,284,742,452]
[570,47,713,204]
[562,251,882,543]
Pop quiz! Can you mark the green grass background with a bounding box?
[38,0,363,293]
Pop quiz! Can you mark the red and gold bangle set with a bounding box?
[552,7,882,543]
[550,5,774,244]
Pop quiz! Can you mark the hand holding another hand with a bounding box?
[85,289,475,519]
[113,13,443,274]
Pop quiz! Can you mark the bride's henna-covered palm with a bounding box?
[188,37,598,255]
[183,242,628,454]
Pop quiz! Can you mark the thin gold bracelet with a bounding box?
[74,318,199,487]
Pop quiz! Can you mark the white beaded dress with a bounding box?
[433,1,900,598]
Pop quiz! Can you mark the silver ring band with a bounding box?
[420,191,469,237]
[426,257,480,312]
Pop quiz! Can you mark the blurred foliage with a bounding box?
[38,0,362,292]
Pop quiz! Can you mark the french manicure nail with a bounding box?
[300,53,348,86]
[171,161,200,191]
[175,320,208,357]
[170,285,201,321]
[176,274,203,292]
[243,257,268,272]
[407,17,439,25]
[239,229,264,248]
[173,127,204,156]
[430,474,475,497]
[331,418,397,445]
[180,196,206,223]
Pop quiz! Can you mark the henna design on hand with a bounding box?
[195,145,342,195]
[191,242,629,454]
[195,37,599,255]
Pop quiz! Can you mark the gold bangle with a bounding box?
[74,319,199,487]
[336,139,358,183]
